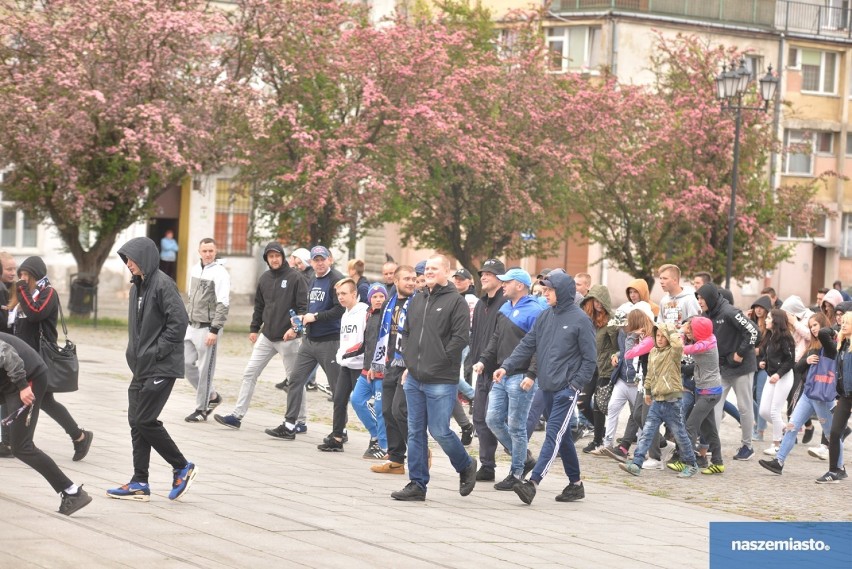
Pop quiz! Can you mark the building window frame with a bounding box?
[545,25,601,74]
[798,48,838,95]
[213,178,253,257]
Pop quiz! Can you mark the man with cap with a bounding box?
[475,268,544,491]
[495,269,597,505]
[213,242,307,430]
[465,258,509,481]
[414,260,427,292]
[452,267,478,415]
[265,245,345,441]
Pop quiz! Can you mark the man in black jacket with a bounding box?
[466,258,507,481]
[108,237,197,502]
[0,332,91,515]
[214,242,307,430]
[0,251,16,457]
[696,282,759,461]
[391,255,477,501]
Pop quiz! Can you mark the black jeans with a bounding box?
[284,337,341,424]
[382,366,407,464]
[40,391,83,441]
[331,368,360,437]
[829,394,852,472]
[472,373,498,468]
[128,377,187,483]
[5,370,73,493]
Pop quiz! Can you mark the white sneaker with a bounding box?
[659,443,675,464]
[808,445,829,461]
[642,459,662,470]
[763,446,778,456]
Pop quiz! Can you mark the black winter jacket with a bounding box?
[251,242,308,341]
[14,256,58,350]
[402,282,469,384]
[118,237,188,380]
[465,289,508,379]
[0,332,48,396]
[697,283,758,380]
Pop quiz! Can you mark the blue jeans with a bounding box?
[753,370,768,433]
[486,374,537,477]
[631,399,696,468]
[404,375,473,490]
[351,375,387,449]
[530,386,581,485]
[776,392,843,466]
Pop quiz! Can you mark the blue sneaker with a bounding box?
[168,463,198,501]
[294,422,307,434]
[107,481,150,502]
[213,414,241,429]
[733,445,754,461]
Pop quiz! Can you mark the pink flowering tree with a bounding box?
[225,0,418,248]
[0,0,229,280]
[560,33,828,287]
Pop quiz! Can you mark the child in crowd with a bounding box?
[619,322,699,477]
[669,317,724,474]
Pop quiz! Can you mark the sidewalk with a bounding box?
[0,336,756,569]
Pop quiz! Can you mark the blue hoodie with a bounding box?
[499,270,597,391]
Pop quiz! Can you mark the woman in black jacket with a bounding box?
[756,309,796,457]
[13,256,92,462]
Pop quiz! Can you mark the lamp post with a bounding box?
[714,58,779,289]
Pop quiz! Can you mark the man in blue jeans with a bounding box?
[475,268,544,491]
[495,269,596,505]
[391,254,476,501]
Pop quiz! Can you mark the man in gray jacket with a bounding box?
[495,269,597,505]
[108,237,197,502]
[184,237,230,422]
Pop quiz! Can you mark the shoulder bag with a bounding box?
[39,299,79,393]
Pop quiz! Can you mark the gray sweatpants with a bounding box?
[185,325,219,412]
[232,334,305,422]
[714,371,754,449]
[284,336,340,425]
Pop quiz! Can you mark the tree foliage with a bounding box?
[0,0,229,277]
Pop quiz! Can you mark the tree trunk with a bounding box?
[56,222,124,316]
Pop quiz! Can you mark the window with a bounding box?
[800,49,837,94]
[842,213,852,257]
[779,214,828,241]
[744,55,764,81]
[214,179,252,256]
[846,132,852,155]
[495,28,519,59]
[816,132,834,154]
[784,130,814,175]
[0,174,38,250]
[546,26,601,73]
[787,47,799,69]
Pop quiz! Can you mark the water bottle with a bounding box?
[289,309,304,334]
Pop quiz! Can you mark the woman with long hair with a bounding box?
[757,309,796,456]
[759,312,844,477]
[13,256,93,462]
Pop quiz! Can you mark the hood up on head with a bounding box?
[582,284,612,315]
[780,295,811,320]
[626,278,660,316]
[696,282,720,313]
[118,237,161,279]
[541,269,577,311]
[823,289,843,309]
[18,256,47,281]
[263,241,288,269]
[690,316,714,342]
[751,295,772,313]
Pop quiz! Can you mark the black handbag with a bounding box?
[39,300,79,393]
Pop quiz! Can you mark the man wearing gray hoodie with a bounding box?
[495,270,597,505]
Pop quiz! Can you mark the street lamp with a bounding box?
[714,58,779,289]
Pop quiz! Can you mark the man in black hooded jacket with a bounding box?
[108,237,197,502]
[696,282,758,461]
[214,242,307,429]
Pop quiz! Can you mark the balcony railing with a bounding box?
[549,1,852,39]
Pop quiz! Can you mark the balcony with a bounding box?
[549,1,852,39]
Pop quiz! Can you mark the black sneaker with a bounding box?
[72,430,94,462]
[324,430,348,445]
[582,440,600,454]
[815,470,841,484]
[460,424,474,446]
[294,422,307,434]
[514,480,536,505]
[460,457,478,496]
[600,446,628,463]
[317,437,344,452]
[206,393,222,413]
[391,481,426,501]
[305,382,318,391]
[802,426,815,445]
[475,465,495,481]
[759,458,783,475]
[838,467,848,480]
[494,473,519,491]
[265,423,296,440]
[275,379,289,391]
[184,410,207,423]
[59,486,92,516]
[213,414,241,429]
[0,442,13,458]
[555,481,585,502]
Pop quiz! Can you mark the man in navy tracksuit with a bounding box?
[266,245,344,440]
[495,269,596,505]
